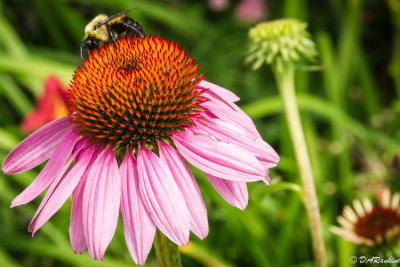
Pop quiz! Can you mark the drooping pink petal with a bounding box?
[136,145,190,246]
[82,146,121,260]
[70,143,101,254]
[254,138,280,169]
[158,140,208,239]
[70,143,102,254]
[120,151,156,265]
[70,176,87,254]
[263,171,270,186]
[28,138,94,235]
[193,116,279,169]
[2,116,74,174]
[206,174,248,210]
[197,80,240,104]
[200,100,261,139]
[198,90,237,111]
[11,130,80,208]
[172,130,266,182]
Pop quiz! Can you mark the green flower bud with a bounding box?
[246,19,317,70]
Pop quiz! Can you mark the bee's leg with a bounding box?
[80,45,89,59]
[125,24,144,38]
[81,44,92,59]
[106,25,118,51]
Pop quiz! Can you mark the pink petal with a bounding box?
[196,80,240,111]
[136,145,190,246]
[28,138,94,235]
[172,130,266,182]
[70,143,102,254]
[70,178,87,253]
[2,116,74,174]
[197,80,240,103]
[158,140,208,239]
[206,174,248,210]
[254,138,280,169]
[11,130,80,208]
[193,117,279,169]
[120,151,156,265]
[263,172,270,186]
[82,146,121,260]
[200,100,261,139]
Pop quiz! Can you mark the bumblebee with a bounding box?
[81,9,145,57]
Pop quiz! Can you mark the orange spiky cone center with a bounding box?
[68,35,204,149]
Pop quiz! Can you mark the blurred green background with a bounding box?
[0,0,399,266]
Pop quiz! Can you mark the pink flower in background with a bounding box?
[207,0,268,23]
[2,36,279,265]
[235,0,267,23]
[21,75,68,134]
[207,0,229,12]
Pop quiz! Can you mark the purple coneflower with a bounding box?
[2,35,279,265]
[330,187,400,248]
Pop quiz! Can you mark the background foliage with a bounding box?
[0,0,399,266]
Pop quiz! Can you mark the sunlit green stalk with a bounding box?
[154,230,182,267]
[272,60,326,267]
[248,18,329,267]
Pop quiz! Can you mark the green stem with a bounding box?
[154,229,182,267]
[273,61,326,267]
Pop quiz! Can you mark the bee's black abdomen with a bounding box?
[110,17,145,38]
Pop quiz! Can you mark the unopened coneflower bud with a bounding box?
[246,19,317,71]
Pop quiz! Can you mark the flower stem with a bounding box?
[273,61,326,267]
[154,229,182,267]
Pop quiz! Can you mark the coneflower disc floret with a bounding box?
[68,35,204,149]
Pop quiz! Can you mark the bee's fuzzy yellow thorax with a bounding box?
[84,14,109,42]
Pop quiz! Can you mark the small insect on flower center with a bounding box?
[68,35,205,150]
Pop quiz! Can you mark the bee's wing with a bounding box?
[95,8,138,29]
